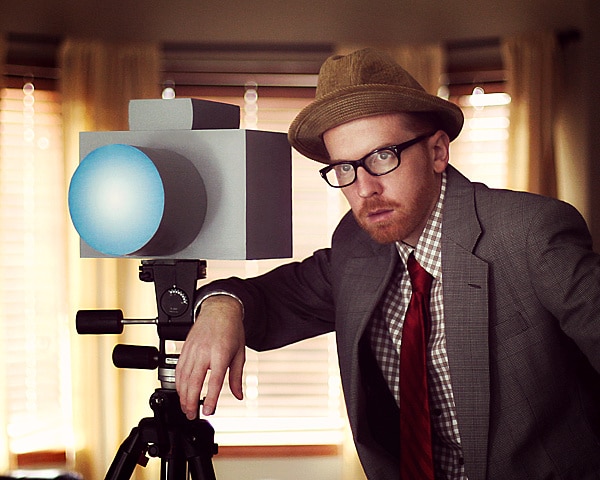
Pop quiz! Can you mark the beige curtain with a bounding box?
[0,33,8,474]
[335,43,444,95]
[60,39,161,480]
[335,42,443,480]
[387,44,444,96]
[502,32,560,196]
[0,35,6,89]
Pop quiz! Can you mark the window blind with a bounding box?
[160,83,511,446]
[0,78,511,455]
[0,85,72,454]
[450,89,511,188]
[175,88,348,446]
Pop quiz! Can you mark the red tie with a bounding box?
[400,254,435,479]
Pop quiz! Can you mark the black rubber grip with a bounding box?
[76,309,124,334]
[112,344,159,370]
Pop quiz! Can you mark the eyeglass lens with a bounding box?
[325,148,399,187]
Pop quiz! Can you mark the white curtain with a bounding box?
[59,39,161,480]
[0,32,9,474]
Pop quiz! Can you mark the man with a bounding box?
[175,48,600,479]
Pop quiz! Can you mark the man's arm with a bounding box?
[175,248,338,419]
[175,294,245,419]
[524,198,600,371]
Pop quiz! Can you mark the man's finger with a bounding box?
[202,368,227,416]
[228,350,245,400]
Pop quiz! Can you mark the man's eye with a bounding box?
[367,150,397,171]
[334,164,354,176]
[373,150,394,162]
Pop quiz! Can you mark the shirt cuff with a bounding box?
[194,290,245,318]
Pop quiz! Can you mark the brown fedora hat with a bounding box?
[288,48,464,164]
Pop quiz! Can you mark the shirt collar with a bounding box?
[395,171,445,281]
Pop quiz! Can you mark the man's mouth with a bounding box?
[365,208,394,222]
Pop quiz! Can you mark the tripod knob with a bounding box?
[160,287,189,317]
[76,309,124,334]
[113,344,159,370]
[147,444,160,458]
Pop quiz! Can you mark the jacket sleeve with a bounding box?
[196,248,337,352]
[524,197,600,372]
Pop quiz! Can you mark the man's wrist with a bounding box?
[194,290,244,317]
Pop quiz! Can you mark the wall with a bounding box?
[0,0,589,45]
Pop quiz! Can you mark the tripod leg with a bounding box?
[161,436,188,480]
[105,426,146,480]
[187,455,216,480]
[183,419,218,480]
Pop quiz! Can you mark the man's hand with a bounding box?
[175,294,245,419]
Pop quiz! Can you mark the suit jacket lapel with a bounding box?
[336,169,491,477]
[442,166,490,480]
[335,222,399,345]
[332,224,399,451]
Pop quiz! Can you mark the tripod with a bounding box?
[105,372,217,480]
[77,260,218,480]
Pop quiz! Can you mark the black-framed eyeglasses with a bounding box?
[319,132,436,188]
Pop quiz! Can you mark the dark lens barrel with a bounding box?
[76,309,124,334]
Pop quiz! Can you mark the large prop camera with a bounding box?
[70,98,291,261]
[69,98,292,480]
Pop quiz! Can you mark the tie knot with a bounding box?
[407,254,433,294]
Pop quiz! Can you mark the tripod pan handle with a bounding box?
[76,309,124,334]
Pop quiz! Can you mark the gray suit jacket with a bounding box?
[202,166,600,479]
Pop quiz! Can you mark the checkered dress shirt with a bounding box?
[369,172,468,480]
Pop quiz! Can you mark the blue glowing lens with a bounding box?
[68,144,165,256]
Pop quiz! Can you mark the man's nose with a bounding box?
[354,166,382,198]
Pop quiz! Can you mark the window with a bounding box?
[0,84,72,458]
[445,39,510,188]
[0,41,511,458]
[166,75,511,447]
[165,85,348,446]
[450,88,511,189]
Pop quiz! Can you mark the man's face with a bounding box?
[323,113,449,245]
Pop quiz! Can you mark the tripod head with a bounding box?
[77,259,218,480]
[76,259,206,387]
